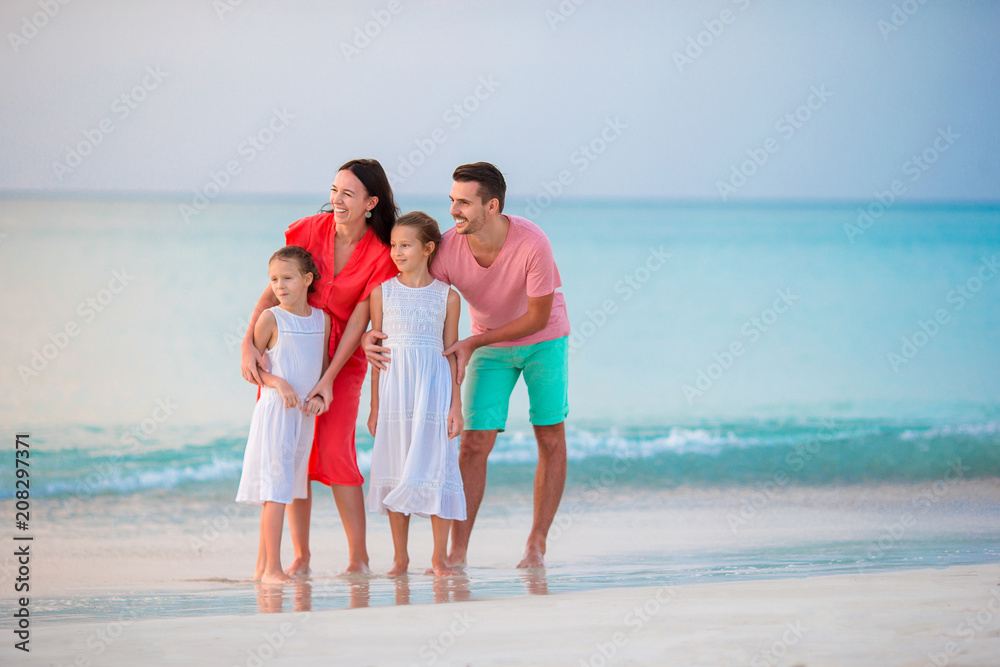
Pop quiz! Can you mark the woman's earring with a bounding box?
[365,210,372,219]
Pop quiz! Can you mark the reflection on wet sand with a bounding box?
[255,580,312,613]
[521,569,549,595]
[432,574,471,604]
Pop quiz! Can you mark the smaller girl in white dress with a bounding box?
[237,246,330,584]
[366,211,465,577]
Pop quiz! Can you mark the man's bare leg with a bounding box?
[447,429,498,568]
[331,484,371,574]
[285,485,312,576]
[517,421,567,568]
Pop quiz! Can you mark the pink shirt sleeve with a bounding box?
[525,234,559,298]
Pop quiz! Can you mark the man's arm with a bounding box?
[443,292,553,384]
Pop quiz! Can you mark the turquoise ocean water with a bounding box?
[1,197,998,620]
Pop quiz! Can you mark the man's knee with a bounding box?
[534,424,566,457]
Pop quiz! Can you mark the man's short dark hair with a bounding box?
[453,162,506,213]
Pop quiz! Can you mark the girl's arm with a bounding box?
[366,286,383,436]
[253,311,300,409]
[241,285,280,384]
[303,312,332,415]
[306,297,372,411]
[444,289,464,439]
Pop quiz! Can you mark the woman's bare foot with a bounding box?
[387,559,409,576]
[261,570,293,584]
[253,567,264,582]
[285,556,310,577]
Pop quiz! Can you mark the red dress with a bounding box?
[285,213,395,486]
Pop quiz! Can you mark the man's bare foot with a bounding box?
[387,560,409,576]
[343,560,372,575]
[429,559,460,577]
[285,556,310,577]
[517,546,545,569]
[261,570,293,584]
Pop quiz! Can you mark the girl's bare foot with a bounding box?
[261,570,293,584]
[253,567,264,582]
[517,546,545,569]
[343,560,372,575]
[430,558,460,577]
[285,556,310,576]
[387,559,409,576]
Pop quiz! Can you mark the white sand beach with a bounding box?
[3,481,999,665]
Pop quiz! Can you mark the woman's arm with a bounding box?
[241,285,280,384]
[306,297,372,410]
[444,289,463,439]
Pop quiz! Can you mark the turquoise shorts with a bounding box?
[463,336,569,432]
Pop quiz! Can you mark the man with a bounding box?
[365,162,570,568]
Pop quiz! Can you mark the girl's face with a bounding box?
[329,169,377,226]
[390,225,432,273]
[269,258,312,307]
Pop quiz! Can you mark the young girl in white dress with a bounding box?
[237,246,330,584]
[366,211,465,577]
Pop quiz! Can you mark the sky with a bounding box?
[1,0,998,202]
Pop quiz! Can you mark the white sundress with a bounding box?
[236,305,325,505]
[367,277,466,520]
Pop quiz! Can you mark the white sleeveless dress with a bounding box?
[237,305,325,505]
[367,278,466,520]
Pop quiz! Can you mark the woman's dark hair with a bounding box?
[319,158,398,246]
[394,211,442,267]
[269,245,321,293]
[453,161,506,213]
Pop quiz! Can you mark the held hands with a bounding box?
[241,339,269,385]
[447,404,464,440]
[362,330,391,370]
[303,395,326,416]
[442,337,478,385]
[305,379,334,417]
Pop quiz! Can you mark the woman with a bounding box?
[241,158,397,574]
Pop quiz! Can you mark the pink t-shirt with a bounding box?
[431,215,570,347]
